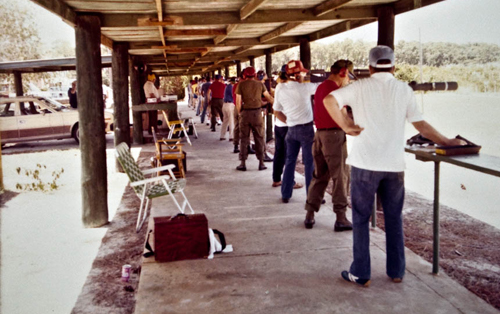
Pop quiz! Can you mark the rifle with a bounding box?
[309,69,458,91]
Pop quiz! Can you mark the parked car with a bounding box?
[0,96,114,145]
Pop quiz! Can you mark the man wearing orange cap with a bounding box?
[143,73,159,99]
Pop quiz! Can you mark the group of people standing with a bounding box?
[188,45,465,287]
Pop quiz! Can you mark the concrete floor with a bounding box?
[134,103,498,314]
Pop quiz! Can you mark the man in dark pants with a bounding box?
[304,60,354,231]
[325,45,466,287]
[235,67,274,171]
[208,75,225,132]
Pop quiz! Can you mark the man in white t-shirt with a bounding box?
[143,73,159,99]
[324,45,466,287]
[273,60,319,203]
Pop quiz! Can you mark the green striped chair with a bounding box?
[115,142,194,232]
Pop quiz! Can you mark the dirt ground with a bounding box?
[70,152,151,314]
[266,140,500,311]
[71,140,500,312]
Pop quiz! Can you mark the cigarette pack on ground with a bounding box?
[435,135,481,156]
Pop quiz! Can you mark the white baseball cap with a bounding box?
[369,45,395,68]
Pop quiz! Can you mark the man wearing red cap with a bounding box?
[304,60,355,231]
[235,67,274,171]
[273,60,319,203]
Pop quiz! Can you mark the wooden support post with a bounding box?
[249,56,255,68]
[75,14,108,228]
[236,60,242,77]
[265,50,273,143]
[377,6,395,50]
[217,68,222,76]
[129,58,144,144]
[300,37,311,70]
[13,71,23,96]
[225,65,230,78]
[112,42,130,172]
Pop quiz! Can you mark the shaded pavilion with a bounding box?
[20,0,444,227]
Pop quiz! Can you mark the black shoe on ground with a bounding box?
[263,154,273,162]
[233,145,240,153]
[282,198,289,203]
[248,146,256,154]
[321,199,326,204]
[304,218,315,229]
[236,165,247,171]
[334,220,353,232]
[341,271,371,287]
[211,128,216,132]
[258,164,267,171]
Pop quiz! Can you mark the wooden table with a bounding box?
[132,101,178,135]
[405,147,500,274]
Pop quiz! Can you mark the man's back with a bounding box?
[332,72,422,172]
[236,79,266,109]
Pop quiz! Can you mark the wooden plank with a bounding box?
[164,29,227,37]
[307,19,375,41]
[100,34,114,49]
[214,24,238,44]
[259,22,302,43]
[151,46,208,54]
[240,0,269,20]
[137,16,184,26]
[313,0,352,17]
[102,7,376,27]
[234,46,253,55]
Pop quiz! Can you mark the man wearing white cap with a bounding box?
[324,45,466,287]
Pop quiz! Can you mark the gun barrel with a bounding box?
[409,81,458,91]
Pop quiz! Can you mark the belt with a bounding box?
[242,107,261,111]
[317,127,342,131]
[292,121,313,127]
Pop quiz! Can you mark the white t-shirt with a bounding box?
[144,81,159,99]
[331,72,423,172]
[273,81,319,127]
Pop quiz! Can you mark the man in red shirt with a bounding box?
[208,75,226,132]
[304,60,355,231]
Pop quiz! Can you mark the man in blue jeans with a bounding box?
[273,60,319,203]
[324,46,466,287]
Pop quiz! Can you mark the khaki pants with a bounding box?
[239,109,265,161]
[221,102,235,139]
[305,129,349,214]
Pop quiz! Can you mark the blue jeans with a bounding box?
[281,123,314,200]
[349,166,406,280]
[200,96,210,123]
[272,125,288,183]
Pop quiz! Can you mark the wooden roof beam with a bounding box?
[137,16,184,26]
[102,7,375,27]
[308,19,376,41]
[164,29,227,37]
[259,22,302,43]
[240,0,269,20]
[151,46,209,54]
[234,46,254,55]
[214,24,238,45]
[313,0,352,17]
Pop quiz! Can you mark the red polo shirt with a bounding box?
[313,79,341,129]
[209,80,226,99]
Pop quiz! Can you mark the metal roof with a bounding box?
[28,0,444,76]
[0,56,112,74]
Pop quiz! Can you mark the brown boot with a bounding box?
[304,211,315,229]
[334,212,352,232]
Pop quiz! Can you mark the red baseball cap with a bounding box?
[286,60,309,75]
[243,66,256,78]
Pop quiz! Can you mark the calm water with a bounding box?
[404,92,500,229]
